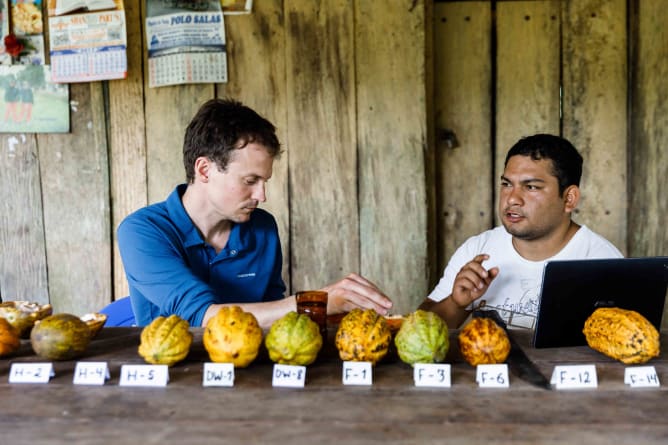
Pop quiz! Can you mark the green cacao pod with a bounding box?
[265,311,323,366]
[394,310,449,366]
[335,308,391,365]
[583,307,660,364]
[138,314,193,366]
[30,313,92,360]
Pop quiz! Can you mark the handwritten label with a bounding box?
[476,364,509,388]
[272,364,306,388]
[9,363,54,383]
[624,366,660,388]
[413,363,451,387]
[551,365,598,389]
[342,361,373,385]
[73,362,110,385]
[119,364,169,387]
[202,362,235,387]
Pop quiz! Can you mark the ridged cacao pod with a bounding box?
[138,314,193,366]
[458,317,510,366]
[335,308,391,365]
[265,311,323,366]
[395,310,449,366]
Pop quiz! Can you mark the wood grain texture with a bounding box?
[142,0,214,205]
[109,0,147,302]
[219,2,291,292]
[285,0,358,290]
[37,83,111,314]
[434,2,493,273]
[356,0,429,313]
[0,134,48,303]
[628,0,668,329]
[496,0,561,222]
[562,0,628,254]
[2,328,668,444]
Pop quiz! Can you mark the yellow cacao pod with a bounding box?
[335,308,391,365]
[138,315,193,366]
[203,306,263,368]
[583,307,660,364]
[458,317,510,366]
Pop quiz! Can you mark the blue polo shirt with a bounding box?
[117,184,286,327]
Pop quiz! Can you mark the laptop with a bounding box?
[532,257,668,348]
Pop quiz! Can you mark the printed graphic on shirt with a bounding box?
[487,277,540,329]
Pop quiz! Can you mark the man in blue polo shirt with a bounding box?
[116,99,392,328]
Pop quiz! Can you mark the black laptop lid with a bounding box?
[532,257,668,348]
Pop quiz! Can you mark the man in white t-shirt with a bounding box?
[420,134,623,329]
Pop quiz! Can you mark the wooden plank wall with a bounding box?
[0,0,666,325]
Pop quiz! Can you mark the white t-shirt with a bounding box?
[427,225,623,329]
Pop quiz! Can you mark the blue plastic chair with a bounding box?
[99,297,136,327]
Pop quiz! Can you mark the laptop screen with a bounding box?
[532,257,668,348]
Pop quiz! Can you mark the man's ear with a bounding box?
[563,185,580,213]
[194,157,211,182]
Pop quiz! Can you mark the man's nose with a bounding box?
[253,183,266,202]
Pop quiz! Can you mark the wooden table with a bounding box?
[2,327,668,444]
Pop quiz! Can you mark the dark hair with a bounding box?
[183,98,281,183]
[504,134,583,194]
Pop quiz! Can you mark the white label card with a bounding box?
[551,365,598,389]
[119,364,169,387]
[342,361,373,385]
[73,362,110,385]
[202,362,235,387]
[413,363,451,387]
[624,366,660,388]
[476,364,509,388]
[272,364,306,388]
[9,363,54,383]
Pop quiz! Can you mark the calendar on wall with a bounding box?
[47,0,127,83]
[145,0,227,88]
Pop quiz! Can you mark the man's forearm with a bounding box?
[202,296,298,329]
[419,296,470,329]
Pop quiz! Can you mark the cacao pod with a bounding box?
[138,314,193,366]
[265,311,322,366]
[395,310,449,366]
[458,317,510,366]
[583,307,660,364]
[335,308,391,365]
[203,306,263,368]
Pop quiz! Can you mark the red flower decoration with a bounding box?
[4,34,25,58]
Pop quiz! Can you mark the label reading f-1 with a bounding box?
[342,361,372,385]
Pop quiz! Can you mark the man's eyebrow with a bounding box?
[500,175,547,184]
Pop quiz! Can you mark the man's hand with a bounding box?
[320,273,393,315]
[450,254,499,309]
[420,254,499,329]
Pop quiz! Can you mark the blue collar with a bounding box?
[165,184,253,255]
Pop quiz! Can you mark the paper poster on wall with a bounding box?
[146,0,227,88]
[10,0,46,65]
[0,64,70,133]
[47,0,127,82]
